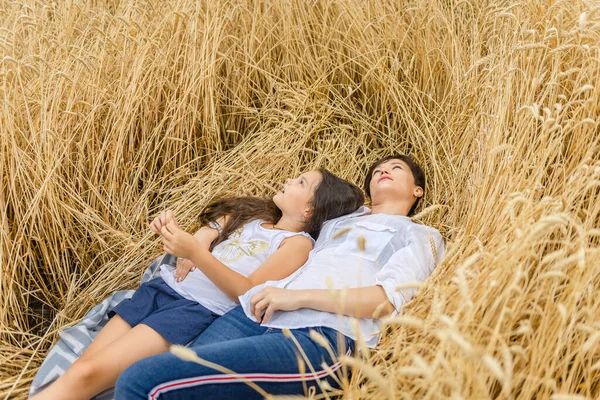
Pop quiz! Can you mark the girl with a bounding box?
[31,169,364,400]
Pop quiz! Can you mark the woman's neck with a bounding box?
[370,201,411,216]
[272,215,305,232]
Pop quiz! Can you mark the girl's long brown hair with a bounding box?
[198,169,364,251]
[198,197,281,251]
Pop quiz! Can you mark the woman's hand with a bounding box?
[250,287,304,323]
[149,210,174,234]
[160,219,201,260]
[174,258,196,282]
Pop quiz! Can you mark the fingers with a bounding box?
[150,210,175,234]
[151,212,180,238]
[180,269,190,282]
[249,291,262,318]
[253,301,264,322]
[175,259,183,281]
[167,219,180,231]
[252,297,271,322]
[160,220,190,256]
[161,221,181,237]
[161,230,174,254]
[149,217,161,234]
[161,224,175,239]
[174,259,193,282]
[250,288,272,321]
[249,288,285,323]
[262,305,276,323]
[175,268,190,282]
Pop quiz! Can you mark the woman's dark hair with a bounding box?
[363,154,426,216]
[199,169,364,249]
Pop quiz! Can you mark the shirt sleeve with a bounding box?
[375,225,445,313]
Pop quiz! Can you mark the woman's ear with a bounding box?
[413,187,424,198]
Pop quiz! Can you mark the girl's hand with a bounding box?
[149,210,174,234]
[249,287,303,323]
[174,258,196,282]
[161,219,200,260]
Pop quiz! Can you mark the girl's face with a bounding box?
[273,170,323,221]
[369,159,423,204]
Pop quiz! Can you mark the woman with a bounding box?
[30,169,364,400]
[115,154,445,399]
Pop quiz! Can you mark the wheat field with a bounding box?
[1,0,599,398]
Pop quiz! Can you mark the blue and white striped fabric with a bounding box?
[28,254,176,400]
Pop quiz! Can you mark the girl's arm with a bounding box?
[172,226,221,282]
[249,286,395,323]
[195,215,230,245]
[151,213,228,282]
[160,220,313,301]
[191,226,220,248]
[150,211,228,246]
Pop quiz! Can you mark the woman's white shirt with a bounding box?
[238,207,445,348]
[160,219,313,315]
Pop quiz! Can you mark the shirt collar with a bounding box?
[335,205,371,221]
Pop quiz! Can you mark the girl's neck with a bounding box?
[272,215,305,232]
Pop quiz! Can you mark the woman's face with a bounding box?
[273,170,323,221]
[369,159,422,204]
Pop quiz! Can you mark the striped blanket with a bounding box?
[28,254,177,399]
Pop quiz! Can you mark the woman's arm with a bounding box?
[250,228,444,322]
[249,286,395,323]
[160,219,313,301]
[299,286,395,318]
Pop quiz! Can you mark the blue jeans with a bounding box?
[114,306,355,399]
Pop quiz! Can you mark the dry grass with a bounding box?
[1,0,599,398]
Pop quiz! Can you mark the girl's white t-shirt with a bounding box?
[160,219,313,315]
